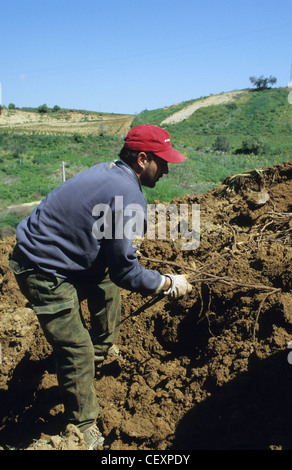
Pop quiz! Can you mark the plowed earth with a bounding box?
[0,161,291,450]
[0,108,133,136]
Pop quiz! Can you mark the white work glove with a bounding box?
[163,274,193,299]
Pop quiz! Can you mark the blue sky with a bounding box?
[1,0,291,114]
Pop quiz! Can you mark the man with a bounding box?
[9,124,192,450]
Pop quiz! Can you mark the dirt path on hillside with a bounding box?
[161,91,245,125]
[0,161,291,450]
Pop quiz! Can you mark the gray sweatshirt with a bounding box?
[15,160,163,295]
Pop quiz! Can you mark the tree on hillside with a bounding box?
[249,75,277,91]
[37,104,49,114]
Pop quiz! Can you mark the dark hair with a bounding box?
[119,147,154,167]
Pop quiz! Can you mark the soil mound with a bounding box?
[0,161,291,450]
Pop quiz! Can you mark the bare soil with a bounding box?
[0,161,291,450]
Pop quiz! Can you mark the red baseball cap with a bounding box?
[124,124,186,164]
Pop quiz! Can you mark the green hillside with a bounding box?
[0,87,291,238]
[133,88,292,202]
[133,88,291,153]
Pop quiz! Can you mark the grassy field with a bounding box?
[1,87,291,238]
[0,133,124,237]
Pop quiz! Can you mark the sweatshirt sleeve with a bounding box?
[102,207,164,295]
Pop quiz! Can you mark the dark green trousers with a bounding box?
[9,246,121,432]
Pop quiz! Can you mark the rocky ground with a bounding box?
[0,161,291,450]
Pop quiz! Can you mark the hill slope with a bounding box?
[1,88,291,155]
[0,108,134,136]
[133,87,292,155]
[160,90,245,125]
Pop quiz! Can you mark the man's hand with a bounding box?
[163,274,193,299]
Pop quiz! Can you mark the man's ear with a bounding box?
[136,152,149,169]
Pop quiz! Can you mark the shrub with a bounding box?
[213,136,230,152]
[73,133,84,143]
[239,136,268,155]
[37,104,49,114]
[9,142,27,158]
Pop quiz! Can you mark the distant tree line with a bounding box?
[37,104,61,113]
[1,103,62,113]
